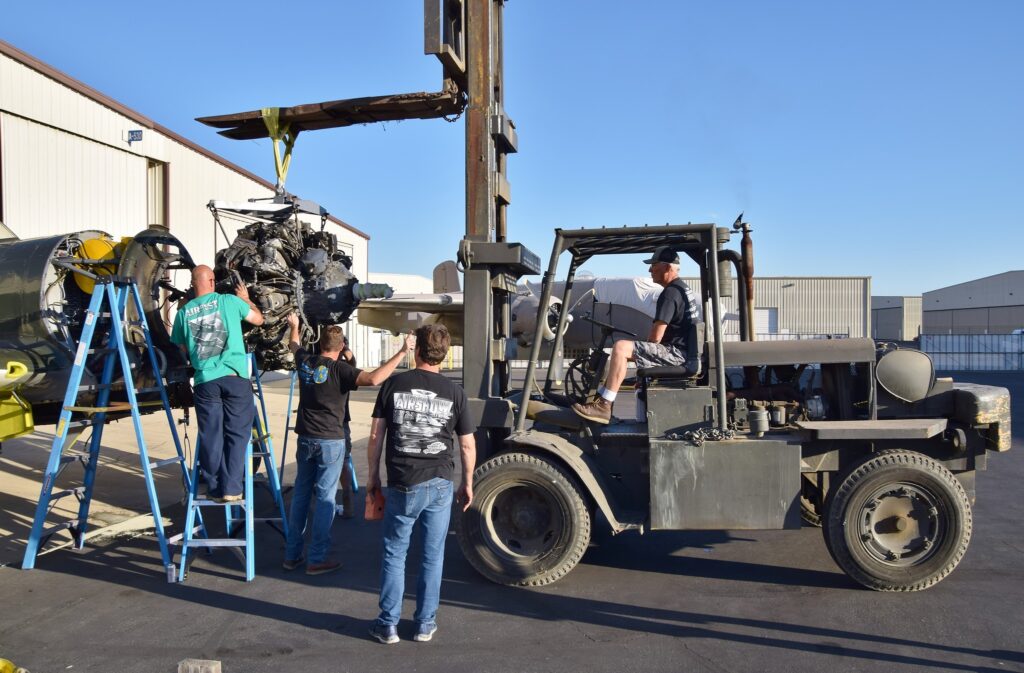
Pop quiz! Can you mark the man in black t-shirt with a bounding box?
[572,246,701,424]
[367,324,476,645]
[282,313,412,576]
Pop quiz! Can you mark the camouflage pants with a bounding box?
[632,341,687,369]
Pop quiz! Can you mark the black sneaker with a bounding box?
[369,623,399,645]
[413,622,438,642]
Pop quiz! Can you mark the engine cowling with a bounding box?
[510,293,569,346]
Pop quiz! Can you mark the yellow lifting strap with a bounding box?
[261,107,299,189]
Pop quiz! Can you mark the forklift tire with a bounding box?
[800,495,822,527]
[822,449,972,592]
[456,452,591,587]
[800,473,824,527]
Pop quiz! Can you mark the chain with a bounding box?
[676,426,737,447]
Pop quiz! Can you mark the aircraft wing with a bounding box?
[359,293,463,313]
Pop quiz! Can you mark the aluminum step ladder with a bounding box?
[176,353,288,582]
[21,276,194,581]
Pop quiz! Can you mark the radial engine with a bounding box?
[210,197,392,371]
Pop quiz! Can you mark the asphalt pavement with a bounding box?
[0,371,1021,673]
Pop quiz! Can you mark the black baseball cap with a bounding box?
[643,246,680,265]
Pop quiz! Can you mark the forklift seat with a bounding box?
[636,321,705,383]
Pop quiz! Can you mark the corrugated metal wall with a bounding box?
[922,272,1024,334]
[903,296,922,338]
[0,49,170,163]
[923,305,1024,334]
[873,307,903,340]
[924,271,1024,311]
[871,296,921,340]
[684,276,871,338]
[1,113,147,237]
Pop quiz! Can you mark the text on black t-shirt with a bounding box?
[372,369,475,488]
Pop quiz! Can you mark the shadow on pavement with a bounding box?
[24,509,1020,673]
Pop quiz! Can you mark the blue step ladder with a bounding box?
[176,353,288,582]
[22,276,194,581]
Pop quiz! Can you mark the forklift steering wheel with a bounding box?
[580,314,638,340]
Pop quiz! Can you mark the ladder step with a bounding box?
[78,383,113,392]
[135,387,163,395]
[87,347,116,355]
[185,539,247,548]
[42,521,78,537]
[193,498,249,507]
[167,526,205,545]
[49,486,86,502]
[253,434,272,442]
[252,517,283,523]
[59,454,86,466]
[65,401,165,413]
[149,456,183,469]
[65,404,131,413]
[66,420,94,430]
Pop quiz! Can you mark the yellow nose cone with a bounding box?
[73,236,120,294]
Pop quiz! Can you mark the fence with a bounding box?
[455,333,1024,372]
[920,334,1024,371]
[722,332,849,342]
[523,333,848,369]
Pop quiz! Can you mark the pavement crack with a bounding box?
[681,641,734,673]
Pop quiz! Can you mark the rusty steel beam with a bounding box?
[465,0,494,242]
[196,89,465,140]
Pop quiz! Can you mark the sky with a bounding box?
[2,1,1022,296]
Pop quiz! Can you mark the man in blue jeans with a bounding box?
[171,265,264,503]
[367,324,476,644]
[283,312,412,575]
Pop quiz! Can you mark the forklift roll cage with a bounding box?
[516,223,734,433]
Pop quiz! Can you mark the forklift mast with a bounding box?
[197,0,528,453]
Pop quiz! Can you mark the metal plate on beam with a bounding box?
[650,438,801,530]
[795,418,947,439]
[468,397,514,429]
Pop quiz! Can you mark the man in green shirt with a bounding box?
[171,265,264,501]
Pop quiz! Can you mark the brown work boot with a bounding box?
[306,559,342,576]
[572,396,613,424]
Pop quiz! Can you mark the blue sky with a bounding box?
[3,2,1022,295]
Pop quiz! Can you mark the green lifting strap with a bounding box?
[261,107,299,189]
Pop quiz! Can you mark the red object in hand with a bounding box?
[365,487,386,521]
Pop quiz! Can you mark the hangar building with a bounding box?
[0,39,376,360]
[922,271,1024,334]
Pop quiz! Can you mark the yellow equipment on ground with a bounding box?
[0,361,34,442]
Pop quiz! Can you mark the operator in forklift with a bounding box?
[572,246,701,424]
